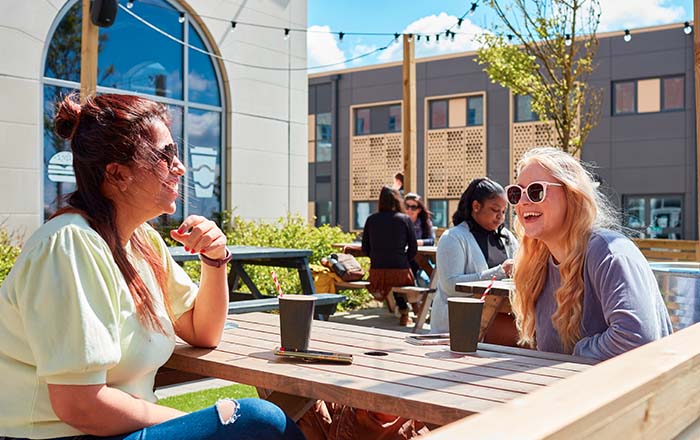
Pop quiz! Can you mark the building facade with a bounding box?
[308,23,696,239]
[1,0,308,236]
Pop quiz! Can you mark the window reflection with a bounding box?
[354,201,377,230]
[188,25,221,106]
[43,0,224,225]
[97,0,183,99]
[428,199,448,228]
[43,85,77,220]
[187,109,221,219]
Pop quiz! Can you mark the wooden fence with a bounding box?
[426,323,700,439]
[632,239,700,262]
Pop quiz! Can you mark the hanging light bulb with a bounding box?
[623,29,631,42]
[284,28,290,40]
[394,33,400,42]
[436,34,440,42]
[564,33,572,46]
[231,21,237,29]
[684,21,693,35]
[457,18,463,28]
[178,12,185,23]
[338,32,344,41]
[426,35,430,42]
[126,0,134,8]
[468,2,478,15]
[507,34,514,42]
[407,33,413,43]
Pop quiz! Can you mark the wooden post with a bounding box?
[402,34,417,194]
[80,0,99,103]
[695,1,700,240]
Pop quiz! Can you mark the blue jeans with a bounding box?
[3,398,305,440]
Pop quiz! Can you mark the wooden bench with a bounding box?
[334,279,370,291]
[633,238,700,261]
[391,274,438,332]
[228,293,346,321]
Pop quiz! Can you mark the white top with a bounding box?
[0,214,198,438]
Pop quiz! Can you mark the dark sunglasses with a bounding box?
[156,143,179,170]
[405,203,420,211]
[504,181,563,205]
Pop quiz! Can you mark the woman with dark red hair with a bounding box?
[0,94,304,440]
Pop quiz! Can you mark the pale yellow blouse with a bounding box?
[0,214,198,439]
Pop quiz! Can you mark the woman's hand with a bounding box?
[501,259,515,278]
[170,215,227,260]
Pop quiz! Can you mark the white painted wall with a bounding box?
[0,0,308,237]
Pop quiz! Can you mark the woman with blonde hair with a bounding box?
[507,147,672,360]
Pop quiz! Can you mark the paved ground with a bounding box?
[155,306,431,399]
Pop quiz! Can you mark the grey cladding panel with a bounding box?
[611,112,686,141]
[611,49,686,79]
[612,138,687,168]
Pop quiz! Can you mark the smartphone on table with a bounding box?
[404,333,450,346]
[273,347,353,364]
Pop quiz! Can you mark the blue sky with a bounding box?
[307,0,694,72]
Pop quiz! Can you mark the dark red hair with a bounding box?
[53,93,174,333]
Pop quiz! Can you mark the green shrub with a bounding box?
[153,213,375,311]
[0,228,21,285]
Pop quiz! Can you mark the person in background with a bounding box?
[0,93,304,440]
[393,172,404,196]
[431,178,518,335]
[404,192,435,247]
[404,192,435,290]
[362,185,417,326]
[508,147,672,361]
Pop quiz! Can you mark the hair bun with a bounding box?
[54,93,82,140]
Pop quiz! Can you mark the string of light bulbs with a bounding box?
[125,0,483,42]
[119,3,397,71]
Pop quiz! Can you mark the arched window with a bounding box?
[42,0,225,228]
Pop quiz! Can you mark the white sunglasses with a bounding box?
[504,181,563,205]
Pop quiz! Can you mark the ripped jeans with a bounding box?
[2,398,306,440]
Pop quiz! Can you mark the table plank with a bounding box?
[166,313,592,426]
[233,313,594,374]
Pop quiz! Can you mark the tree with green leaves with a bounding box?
[477,0,603,155]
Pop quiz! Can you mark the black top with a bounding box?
[470,222,508,268]
[362,211,418,269]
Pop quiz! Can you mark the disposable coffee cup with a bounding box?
[279,295,316,351]
[448,297,484,353]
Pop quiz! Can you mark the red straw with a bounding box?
[271,271,284,297]
[480,275,497,301]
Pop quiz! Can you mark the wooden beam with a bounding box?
[80,0,99,103]
[402,34,417,194]
[424,324,700,439]
[695,0,699,239]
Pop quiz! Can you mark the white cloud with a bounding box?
[597,0,686,31]
[349,43,380,66]
[377,13,488,62]
[307,25,347,69]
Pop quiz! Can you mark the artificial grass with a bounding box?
[158,384,258,412]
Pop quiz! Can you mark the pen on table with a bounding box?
[480,275,497,301]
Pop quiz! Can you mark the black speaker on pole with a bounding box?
[90,0,118,28]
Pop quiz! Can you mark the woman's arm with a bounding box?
[573,243,671,360]
[361,218,371,256]
[170,216,229,348]
[437,233,504,293]
[406,217,418,261]
[420,221,436,246]
[49,384,184,436]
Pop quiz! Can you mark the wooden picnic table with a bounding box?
[169,245,317,300]
[163,312,597,426]
[456,280,516,344]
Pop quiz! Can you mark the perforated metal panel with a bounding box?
[350,133,403,200]
[510,121,557,182]
[425,126,486,199]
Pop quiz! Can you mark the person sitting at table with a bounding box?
[362,185,418,326]
[0,93,304,440]
[431,177,518,335]
[508,147,672,361]
[404,192,435,290]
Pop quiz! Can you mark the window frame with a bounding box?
[514,94,539,123]
[612,75,685,116]
[353,104,402,136]
[41,0,226,224]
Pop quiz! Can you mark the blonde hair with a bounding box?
[511,147,617,352]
